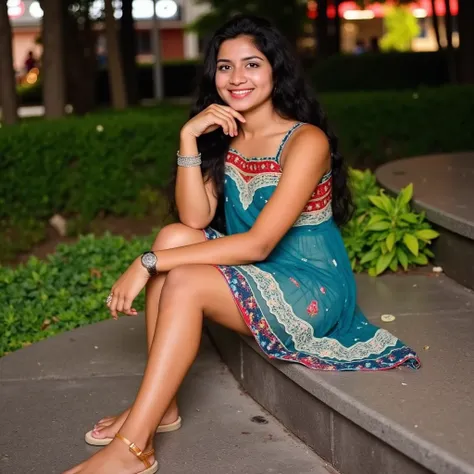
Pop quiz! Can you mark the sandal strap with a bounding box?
[115,433,154,469]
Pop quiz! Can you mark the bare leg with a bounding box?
[64,264,251,473]
[91,224,206,440]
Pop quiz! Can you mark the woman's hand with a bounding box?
[106,257,150,319]
[181,104,246,138]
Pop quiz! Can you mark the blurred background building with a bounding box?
[7,0,211,74]
[8,0,459,76]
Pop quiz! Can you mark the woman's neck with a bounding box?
[238,101,289,139]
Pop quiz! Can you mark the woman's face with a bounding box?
[215,35,273,112]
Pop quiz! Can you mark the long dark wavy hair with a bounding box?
[170,14,352,233]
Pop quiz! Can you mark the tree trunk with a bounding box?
[444,0,453,49]
[430,0,442,49]
[315,0,329,58]
[444,0,456,82]
[332,0,342,55]
[120,0,139,105]
[458,0,474,83]
[63,5,97,115]
[104,0,127,109]
[42,0,66,118]
[0,0,18,125]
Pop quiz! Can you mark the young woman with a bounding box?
[65,14,420,474]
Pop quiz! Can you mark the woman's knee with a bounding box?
[152,223,205,251]
[161,265,204,300]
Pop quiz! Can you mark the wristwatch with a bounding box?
[141,251,158,276]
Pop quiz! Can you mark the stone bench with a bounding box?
[208,271,474,474]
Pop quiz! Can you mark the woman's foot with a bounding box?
[63,437,156,474]
[90,406,179,441]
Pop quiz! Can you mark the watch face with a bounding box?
[142,252,157,268]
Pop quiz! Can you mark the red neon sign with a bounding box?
[308,0,459,19]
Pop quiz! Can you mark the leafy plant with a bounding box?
[343,173,439,275]
[0,231,157,357]
[348,168,380,214]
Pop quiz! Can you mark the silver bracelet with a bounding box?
[177,150,202,167]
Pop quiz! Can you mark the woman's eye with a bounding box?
[247,63,259,68]
[218,65,231,71]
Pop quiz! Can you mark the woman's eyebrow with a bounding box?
[216,56,264,63]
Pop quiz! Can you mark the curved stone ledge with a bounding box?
[376,153,474,241]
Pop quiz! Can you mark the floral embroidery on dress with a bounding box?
[307,300,319,317]
[289,277,300,287]
[320,287,326,294]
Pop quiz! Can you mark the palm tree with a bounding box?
[0,1,18,125]
[42,0,66,118]
[104,0,127,109]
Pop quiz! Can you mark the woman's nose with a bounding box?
[229,67,247,85]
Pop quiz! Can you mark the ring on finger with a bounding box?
[105,292,113,305]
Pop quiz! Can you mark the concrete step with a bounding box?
[376,153,474,290]
[0,318,335,474]
[208,272,474,474]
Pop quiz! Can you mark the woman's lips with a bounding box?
[229,89,254,99]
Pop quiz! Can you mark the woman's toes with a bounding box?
[91,427,109,440]
[95,419,113,429]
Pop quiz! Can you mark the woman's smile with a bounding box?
[228,88,254,99]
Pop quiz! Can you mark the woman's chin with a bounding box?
[228,99,261,113]
[226,100,252,111]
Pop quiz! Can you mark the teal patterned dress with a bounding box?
[204,123,420,371]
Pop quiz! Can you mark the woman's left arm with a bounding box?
[109,126,330,318]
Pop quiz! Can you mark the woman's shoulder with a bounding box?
[280,123,330,166]
[293,123,328,145]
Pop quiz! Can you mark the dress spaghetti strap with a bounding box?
[275,122,305,163]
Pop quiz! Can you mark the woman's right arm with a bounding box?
[174,104,246,229]
[175,131,218,229]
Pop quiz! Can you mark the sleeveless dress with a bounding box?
[203,123,421,371]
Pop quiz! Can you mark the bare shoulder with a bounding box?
[280,124,330,168]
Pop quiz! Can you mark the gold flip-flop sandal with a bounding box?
[114,432,158,474]
[85,416,182,446]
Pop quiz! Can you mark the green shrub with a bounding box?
[5,86,474,218]
[2,86,472,262]
[343,170,439,275]
[0,232,156,356]
[321,86,474,168]
[308,51,451,93]
[0,106,187,222]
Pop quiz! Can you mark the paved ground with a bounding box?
[0,318,335,474]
